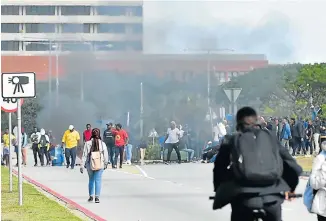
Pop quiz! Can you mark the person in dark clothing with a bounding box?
[103,122,115,164]
[213,107,302,221]
[292,118,305,156]
[30,127,40,166]
[305,120,314,155]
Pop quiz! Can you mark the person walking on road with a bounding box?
[17,128,28,166]
[164,121,181,164]
[112,123,128,169]
[30,127,40,166]
[62,125,80,169]
[38,128,50,166]
[103,122,115,165]
[280,118,291,151]
[80,128,108,203]
[83,124,92,143]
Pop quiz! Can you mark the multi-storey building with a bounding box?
[1,0,143,54]
[1,0,269,83]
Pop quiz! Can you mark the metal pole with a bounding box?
[17,99,23,206]
[49,40,52,96]
[80,71,84,102]
[207,51,214,136]
[8,113,13,192]
[55,49,59,107]
[140,82,144,138]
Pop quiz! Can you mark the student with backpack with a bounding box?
[212,107,302,221]
[307,141,326,221]
[80,128,108,203]
[38,128,50,166]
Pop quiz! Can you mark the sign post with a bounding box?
[1,72,36,206]
[1,98,24,193]
[8,113,12,192]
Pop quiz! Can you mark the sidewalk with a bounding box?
[13,149,223,221]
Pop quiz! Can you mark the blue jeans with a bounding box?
[87,167,103,197]
[125,144,133,161]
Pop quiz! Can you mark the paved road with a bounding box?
[14,150,316,221]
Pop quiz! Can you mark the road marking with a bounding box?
[135,165,148,177]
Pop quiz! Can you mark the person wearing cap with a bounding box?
[103,122,115,165]
[62,125,80,169]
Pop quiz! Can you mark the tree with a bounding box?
[1,97,42,134]
[281,63,326,117]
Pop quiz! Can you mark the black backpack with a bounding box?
[39,135,47,147]
[230,128,283,186]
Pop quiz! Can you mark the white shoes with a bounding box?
[126,160,131,165]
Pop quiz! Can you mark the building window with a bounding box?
[1,6,19,15]
[62,24,88,33]
[129,6,142,16]
[61,42,90,51]
[25,41,50,51]
[96,6,126,16]
[26,6,55,15]
[130,24,142,34]
[1,23,20,33]
[25,23,55,33]
[61,6,90,16]
[1,41,19,51]
[127,41,142,51]
[97,24,125,33]
[93,41,125,51]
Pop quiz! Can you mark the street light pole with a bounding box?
[184,48,234,137]
[55,46,59,107]
[140,82,144,139]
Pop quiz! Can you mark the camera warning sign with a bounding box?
[1,72,36,98]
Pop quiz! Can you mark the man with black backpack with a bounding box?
[38,128,50,166]
[212,107,302,221]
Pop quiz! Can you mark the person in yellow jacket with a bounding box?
[62,125,80,169]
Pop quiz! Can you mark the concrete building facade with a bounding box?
[1,0,143,54]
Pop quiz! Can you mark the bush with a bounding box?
[144,143,161,160]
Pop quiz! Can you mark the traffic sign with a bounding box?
[1,72,36,98]
[224,88,242,102]
[1,98,24,112]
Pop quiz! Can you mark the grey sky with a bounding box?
[143,0,326,64]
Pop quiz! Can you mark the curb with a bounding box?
[12,169,106,221]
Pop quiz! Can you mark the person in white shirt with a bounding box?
[164,121,181,164]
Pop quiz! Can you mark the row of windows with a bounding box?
[1,6,143,16]
[1,23,142,34]
[1,41,143,51]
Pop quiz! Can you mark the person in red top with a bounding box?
[83,124,92,143]
[112,123,128,169]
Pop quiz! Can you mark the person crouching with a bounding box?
[80,128,108,203]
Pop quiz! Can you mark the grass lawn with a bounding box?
[296,156,314,172]
[1,167,82,221]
